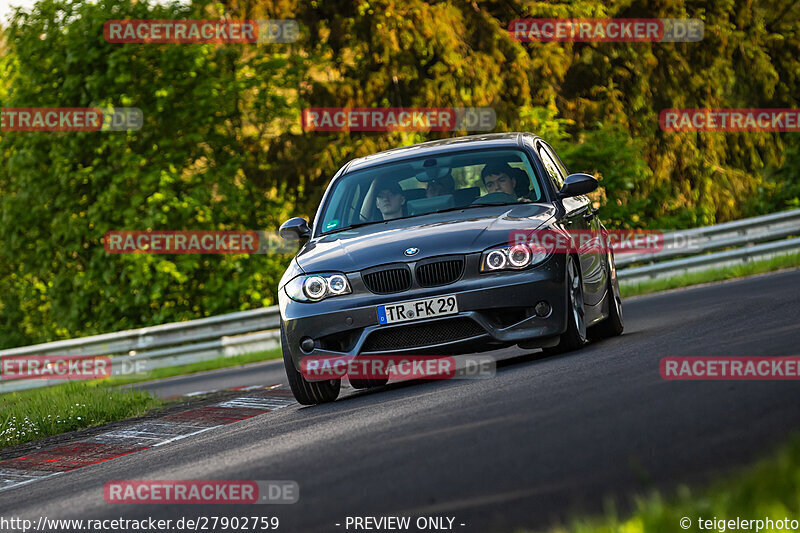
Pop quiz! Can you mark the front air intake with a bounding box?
[362,264,412,294]
[415,256,465,287]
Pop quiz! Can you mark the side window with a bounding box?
[537,142,564,191]
[321,182,347,232]
[321,180,362,232]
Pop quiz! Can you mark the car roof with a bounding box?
[343,132,540,173]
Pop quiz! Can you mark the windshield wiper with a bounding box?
[429,202,524,215]
[325,212,422,235]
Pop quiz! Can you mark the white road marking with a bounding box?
[0,386,294,493]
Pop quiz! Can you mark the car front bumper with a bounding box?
[279,253,569,378]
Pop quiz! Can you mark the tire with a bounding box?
[281,321,341,405]
[590,252,625,339]
[349,377,389,389]
[543,255,588,355]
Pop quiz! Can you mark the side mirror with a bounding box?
[558,173,598,198]
[279,217,311,240]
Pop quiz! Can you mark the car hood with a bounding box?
[295,203,557,272]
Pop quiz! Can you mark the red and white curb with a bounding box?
[177,383,267,398]
[0,385,295,492]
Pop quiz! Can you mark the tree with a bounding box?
[1,0,798,346]
[0,0,296,347]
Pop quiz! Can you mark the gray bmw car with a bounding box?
[278,132,624,404]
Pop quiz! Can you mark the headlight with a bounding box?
[508,244,531,267]
[327,274,349,294]
[485,249,506,270]
[285,273,352,302]
[480,243,548,272]
[303,276,327,299]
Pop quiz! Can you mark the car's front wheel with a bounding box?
[281,321,341,405]
[543,255,588,355]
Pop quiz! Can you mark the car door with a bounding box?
[536,141,607,307]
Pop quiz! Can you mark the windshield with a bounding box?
[318,149,543,235]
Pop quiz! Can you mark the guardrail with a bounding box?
[616,208,800,283]
[2,208,799,392]
[0,310,282,392]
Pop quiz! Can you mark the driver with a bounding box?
[481,163,516,195]
[479,163,531,202]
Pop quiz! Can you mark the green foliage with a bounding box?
[0,381,160,449]
[745,136,800,215]
[558,124,655,229]
[547,433,800,533]
[0,0,799,347]
[0,0,298,347]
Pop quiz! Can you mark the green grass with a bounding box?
[0,381,161,449]
[107,347,282,386]
[0,348,282,450]
[546,435,800,533]
[620,251,800,298]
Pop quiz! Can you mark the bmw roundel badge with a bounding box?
[404,247,419,256]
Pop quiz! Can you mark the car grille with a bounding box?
[361,317,485,352]
[415,257,464,287]
[362,265,412,294]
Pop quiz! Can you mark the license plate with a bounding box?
[377,295,458,325]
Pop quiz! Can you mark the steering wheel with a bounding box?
[471,192,518,205]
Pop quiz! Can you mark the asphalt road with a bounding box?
[2,269,800,533]
[133,359,287,398]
